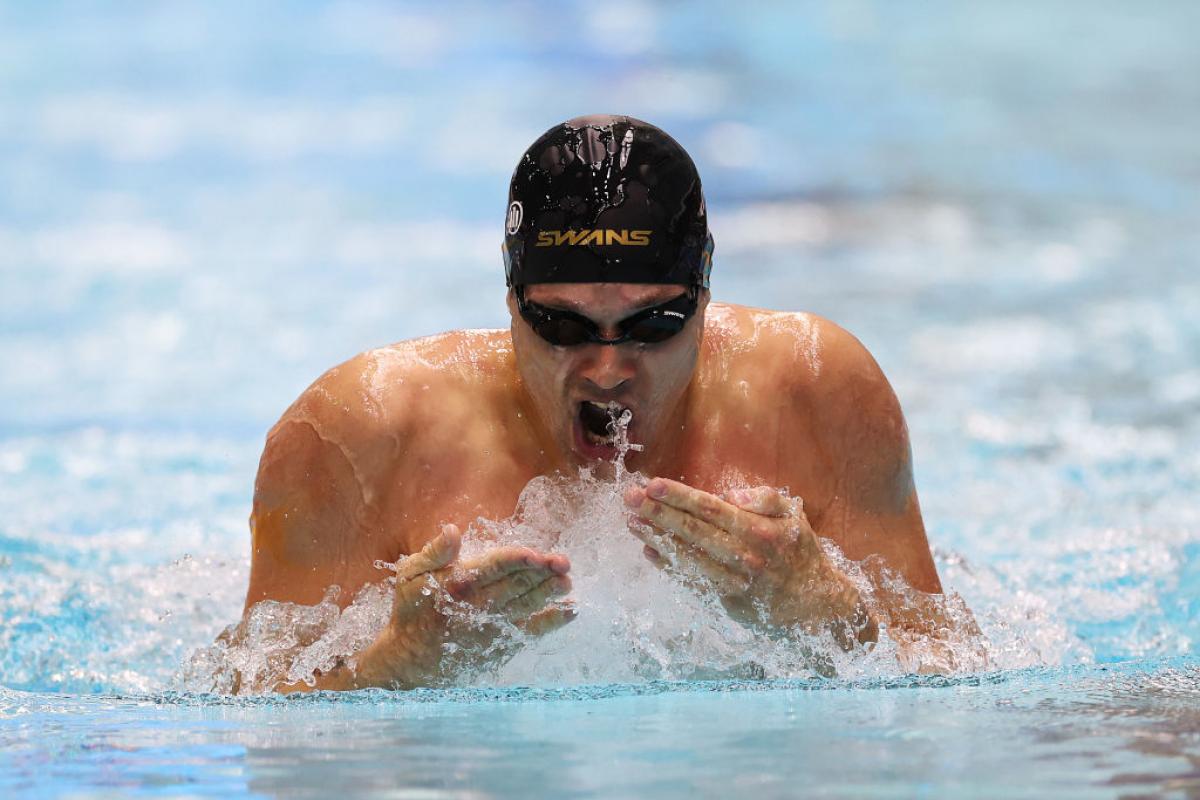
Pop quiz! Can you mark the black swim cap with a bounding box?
[503,115,713,289]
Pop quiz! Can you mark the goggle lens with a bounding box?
[623,315,686,344]
[517,289,696,347]
[533,317,593,347]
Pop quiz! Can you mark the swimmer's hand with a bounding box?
[624,479,876,650]
[299,525,574,691]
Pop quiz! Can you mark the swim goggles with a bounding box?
[515,286,698,347]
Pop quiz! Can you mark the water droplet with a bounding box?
[420,587,433,596]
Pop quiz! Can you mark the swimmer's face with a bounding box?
[508,283,708,471]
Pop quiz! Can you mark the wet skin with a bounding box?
[247,284,942,690]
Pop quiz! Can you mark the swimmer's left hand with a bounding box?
[623,479,876,649]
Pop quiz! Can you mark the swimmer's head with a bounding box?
[503,114,713,290]
[508,281,707,472]
[503,116,712,471]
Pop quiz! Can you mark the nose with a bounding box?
[578,342,637,392]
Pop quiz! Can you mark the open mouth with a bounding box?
[574,401,632,458]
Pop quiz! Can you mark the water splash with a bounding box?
[608,407,642,477]
[177,412,1055,694]
[178,582,392,694]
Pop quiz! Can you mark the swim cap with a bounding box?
[503,114,713,289]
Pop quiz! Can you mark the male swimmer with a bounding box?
[245,115,953,691]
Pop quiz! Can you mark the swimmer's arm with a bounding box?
[245,354,395,610]
[244,415,368,610]
[803,323,942,594]
[807,329,987,670]
[236,360,408,692]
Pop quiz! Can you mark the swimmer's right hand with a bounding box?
[345,525,575,690]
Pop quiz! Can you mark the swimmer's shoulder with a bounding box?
[270,328,514,450]
[705,301,898,414]
[249,330,514,592]
[706,302,912,504]
[704,302,843,383]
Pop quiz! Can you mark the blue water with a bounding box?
[2,0,1199,796]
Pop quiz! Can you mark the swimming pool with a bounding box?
[2,0,1198,795]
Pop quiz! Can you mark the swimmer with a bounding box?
[246,115,952,691]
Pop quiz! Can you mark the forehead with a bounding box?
[524,283,687,314]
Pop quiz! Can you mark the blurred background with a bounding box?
[0,0,1198,692]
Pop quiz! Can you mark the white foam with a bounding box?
[182,420,1010,693]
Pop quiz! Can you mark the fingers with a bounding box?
[643,544,666,568]
[498,573,573,619]
[459,546,570,587]
[628,521,752,594]
[391,524,463,581]
[676,544,752,594]
[465,569,570,615]
[629,479,745,532]
[633,497,755,572]
[624,480,794,569]
[625,480,799,523]
[445,546,572,612]
[723,487,796,518]
[389,529,575,618]
[518,603,578,636]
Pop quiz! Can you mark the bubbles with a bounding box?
[177,417,1090,694]
[0,412,1110,697]
[179,582,392,694]
[461,465,1010,685]
[196,471,993,693]
[607,407,643,473]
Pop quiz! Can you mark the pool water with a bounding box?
[2,1,1199,796]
